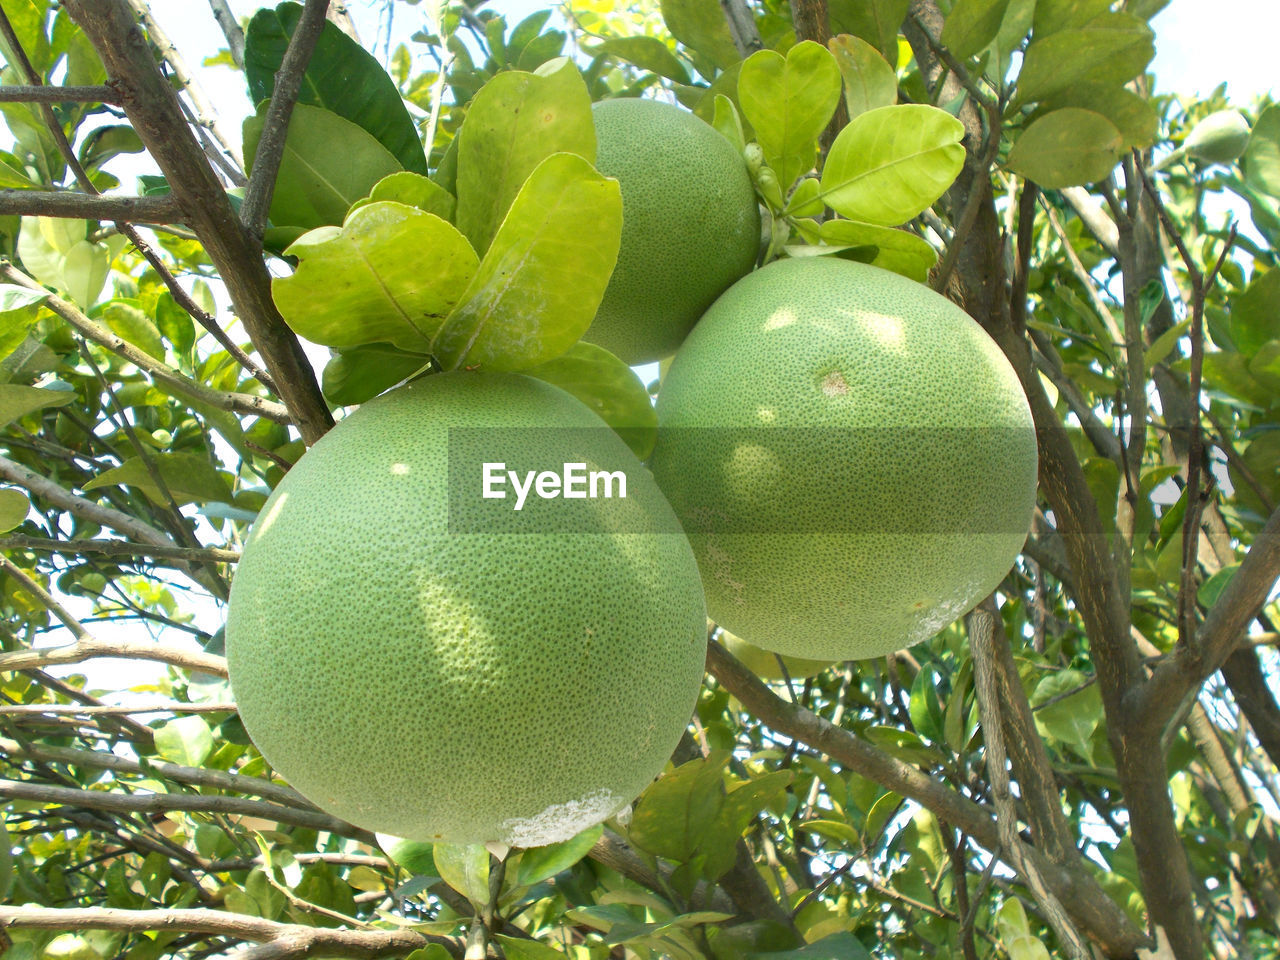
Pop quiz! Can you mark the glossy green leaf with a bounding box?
[630,754,730,864]
[1198,564,1240,609]
[593,36,690,83]
[942,0,1011,59]
[1250,340,1280,393]
[828,0,909,64]
[350,171,456,222]
[0,383,74,429]
[455,59,595,256]
[1016,13,1154,106]
[711,94,746,152]
[0,153,38,187]
[153,716,214,767]
[245,2,427,173]
[1244,104,1280,199]
[0,284,47,314]
[16,217,120,309]
[403,947,454,960]
[493,938,566,960]
[521,343,658,459]
[659,0,741,74]
[376,834,437,876]
[738,42,841,189]
[432,153,622,372]
[0,487,30,533]
[99,299,164,361]
[819,104,965,225]
[273,201,479,353]
[82,453,233,506]
[1007,107,1124,187]
[1144,318,1191,369]
[243,103,402,231]
[818,218,938,281]
[1031,669,1103,760]
[514,823,603,887]
[1229,266,1280,355]
[1041,84,1157,150]
[747,932,873,959]
[321,343,430,407]
[1031,0,1110,37]
[828,34,896,122]
[432,842,489,907]
[985,0,1036,83]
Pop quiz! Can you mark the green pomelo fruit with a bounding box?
[651,257,1038,661]
[584,98,761,365]
[719,630,834,681]
[227,372,707,847]
[1183,109,1251,163]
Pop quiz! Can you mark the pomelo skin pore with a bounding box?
[583,97,761,365]
[227,372,707,847]
[650,257,1039,662]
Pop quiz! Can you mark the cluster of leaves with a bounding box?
[0,0,1278,959]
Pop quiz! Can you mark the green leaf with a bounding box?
[942,0,1012,59]
[711,94,746,152]
[514,823,603,886]
[1230,266,1280,356]
[351,171,456,222]
[0,153,38,187]
[1031,669,1103,760]
[16,217,118,309]
[153,715,214,767]
[492,939,566,960]
[1031,0,1110,37]
[454,59,595,257]
[1144,318,1190,368]
[985,0,1035,83]
[1015,13,1154,106]
[797,818,861,847]
[245,2,427,174]
[659,0,741,74]
[0,822,12,901]
[155,293,196,359]
[243,103,402,231]
[828,35,897,123]
[0,284,48,313]
[432,842,489,907]
[82,453,232,506]
[432,152,622,372]
[630,754,731,864]
[99,299,164,361]
[376,834,438,876]
[0,487,30,532]
[593,37,691,83]
[819,105,965,225]
[1244,104,1280,198]
[321,343,429,407]
[521,342,658,459]
[828,0,909,64]
[1198,563,1239,609]
[78,125,144,171]
[1040,83,1157,150]
[817,219,938,281]
[1006,108,1124,188]
[0,383,74,429]
[746,932,873,959]
[273,201,479,353]
[738,42,842,189]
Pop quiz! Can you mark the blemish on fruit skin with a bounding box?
[819,370,850,397]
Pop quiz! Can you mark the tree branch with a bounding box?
[0,84,120,104]
[705,641,1149,955]
[0,534,239,564]
[0,905,459,959]
[62,0,334,445]
[0,779,375,843]
[241,0,330,239]
[0,263,291,424]
[0,188,183,222]
[207,0,246,70]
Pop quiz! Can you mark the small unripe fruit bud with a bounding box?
[1184,110,1251,164]
[744,142,765,175]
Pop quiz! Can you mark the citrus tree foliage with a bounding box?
[0,1,1278,959]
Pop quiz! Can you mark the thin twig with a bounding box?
[967,609,1091,958]
[0,189,182,221]
[242,0,331,239]
[0,535,239,564]
[207,0,246,69]
[0,83,120,104]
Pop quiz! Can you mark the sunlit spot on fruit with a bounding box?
[390,462,411,476]
[756,406,776,423]
[256,490,289,536]
[859,311,908,352]
[818,371,849,397]
[763,306,799,331]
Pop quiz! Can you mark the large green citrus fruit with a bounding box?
[583,98,760,364]
[650,257,1037,661]
[227,372,707,847]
